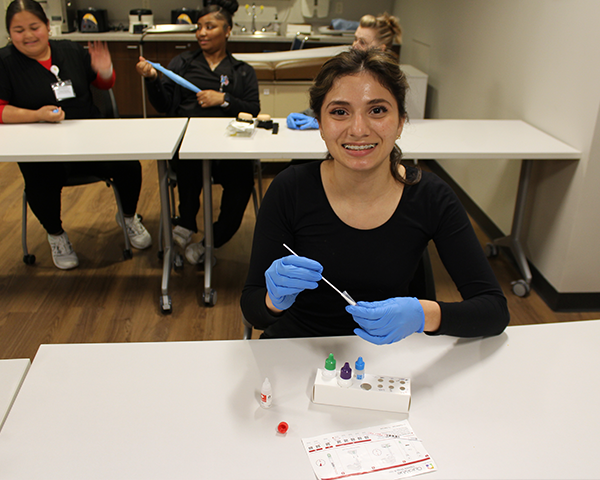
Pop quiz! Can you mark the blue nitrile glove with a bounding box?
[346,297,425,345]
[286,112,319,130]
[265,255,323,310]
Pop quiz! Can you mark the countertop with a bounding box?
[54,31,354,44]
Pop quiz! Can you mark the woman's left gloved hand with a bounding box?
[286,112,319,130]
[346,297,425,345]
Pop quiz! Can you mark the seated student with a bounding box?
[241,49,510,343]
[136,0,260,266]
[0,0,151,270]
[352,12,402,52]
[287,13,401,133]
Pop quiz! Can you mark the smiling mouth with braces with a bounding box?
[343,144,376,151]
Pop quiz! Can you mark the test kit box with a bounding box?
[312,368,411,414]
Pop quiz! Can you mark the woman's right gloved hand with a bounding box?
[265,255,323,310]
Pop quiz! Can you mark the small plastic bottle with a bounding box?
[338,362,353,388]
[260,377,272,408]
[322,353,336,380]
[355,357,365,380]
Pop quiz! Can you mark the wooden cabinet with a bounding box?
[84,39,359,117]
[143,41,195,117]
[109,42,144,117]
[81,41,144,117]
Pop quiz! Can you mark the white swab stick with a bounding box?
[282,244,357,306]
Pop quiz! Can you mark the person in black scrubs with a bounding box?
[241,49,510,342]
[137,0,260,266]
[0,0,151,270]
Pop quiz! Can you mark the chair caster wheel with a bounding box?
[23,254,36,265]
[485,242,499,258]
[160,295,172,314]
[203,289,217,306]
[123,249,133,260]
[511,279,530,297]
[174,254,184,271]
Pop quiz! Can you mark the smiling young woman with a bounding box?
[241,49,509,343]
[7,9,51,61]
[137,0,260,267]
[0,0,151,270]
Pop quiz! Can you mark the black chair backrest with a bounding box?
[90,86,119,118]
[290,35,307,50]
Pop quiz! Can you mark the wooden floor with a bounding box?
[0,160,597,360]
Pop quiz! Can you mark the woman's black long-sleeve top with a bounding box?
[241,162,510,339]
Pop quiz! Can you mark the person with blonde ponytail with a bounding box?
[352,13,402,51]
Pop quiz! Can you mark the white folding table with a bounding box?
[178,118,580,304]
[0,118,189,312]
[0,320,598,479]
[0,359,30,432]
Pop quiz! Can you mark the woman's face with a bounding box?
[352,26,385,51]
[196,13,231,54]
[319,71,404,174]
[9,10,50,60]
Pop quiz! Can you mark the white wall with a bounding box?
[394,0,600,293]
[68,0,396,28]
[1,0,9,47]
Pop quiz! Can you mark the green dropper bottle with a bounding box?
[322,353,336,379]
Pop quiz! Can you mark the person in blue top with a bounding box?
[0,0,151,270]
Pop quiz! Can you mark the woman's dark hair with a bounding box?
[6,0,48,32]
[310,48,419,185]
[199,0,239,28]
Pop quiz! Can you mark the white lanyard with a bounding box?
[49,65,75,101]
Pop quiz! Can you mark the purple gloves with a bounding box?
[346,297,425,345]
[265,255,323,310]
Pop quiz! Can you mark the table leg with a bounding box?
[202,159,216,306]
[490,159,533,297]
[158,159,173,313]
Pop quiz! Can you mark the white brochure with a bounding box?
[302,420,437,480]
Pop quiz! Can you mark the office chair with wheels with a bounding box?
[242,248,437,340]
[157,159,263,260]
[21,87,134,265]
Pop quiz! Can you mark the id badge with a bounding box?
[51,80,76,101]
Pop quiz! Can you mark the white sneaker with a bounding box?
[117,214,152,250]
[47,232,79,270]
[185,241,205,265]
[172,225,194,250]
[185,241,217,266]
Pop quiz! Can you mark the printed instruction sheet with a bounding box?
[302,420,437,480]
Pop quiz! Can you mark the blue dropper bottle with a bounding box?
[355,357,365,380]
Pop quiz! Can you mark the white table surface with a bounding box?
[0,118,189,162]
[0,359,30,432]
[178,117,581,300]
[178,118,581,161]
[0,118,190,310]
[0,320,598,479]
